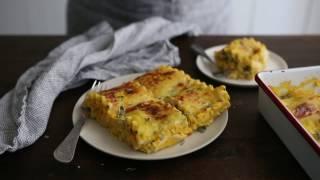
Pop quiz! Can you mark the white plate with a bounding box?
[72,73,228,160]
[196,45,288,87]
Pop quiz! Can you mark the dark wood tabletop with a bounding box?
[1,35,319,179]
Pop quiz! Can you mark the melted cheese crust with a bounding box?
[166,79,231,130]
[83,66,231,153]
[135,66,191,98]
[215,38,267,80]
[83,81,154,120]
[125,100,192,153]
[271,78,320,143]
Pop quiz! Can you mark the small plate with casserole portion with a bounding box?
[72,73,229,160]
[196,44,288,87]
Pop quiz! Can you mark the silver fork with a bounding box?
[190,44,220,74]
[53,80,102,163]
[190,44,214,65]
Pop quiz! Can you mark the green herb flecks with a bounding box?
[117,105,126,121]
[197,126,207,133]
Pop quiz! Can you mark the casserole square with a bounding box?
[165,79,230,130]
[123,100,192,153]
[83,81,154,125]
[84,96,191,153]
[215,38,267,80]
[134,66,191,98]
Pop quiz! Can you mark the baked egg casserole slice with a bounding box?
[165,79,230,130]
[134,66,191,98]
[83,81,154,127]
[124,100,192,153]
[215,38,268,80]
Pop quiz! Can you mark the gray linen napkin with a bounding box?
[0,17,200,154]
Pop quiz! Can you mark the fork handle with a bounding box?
[190,44,213,64]
[53,117,86,163]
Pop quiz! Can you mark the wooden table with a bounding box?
[1,36,319,179]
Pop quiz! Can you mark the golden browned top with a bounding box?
[134,66,190,98]
[99,81,141,102]
[126,100,173,120]
[85,81,155,119]
[135,69,175,86]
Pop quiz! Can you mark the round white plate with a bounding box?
[72,73,228,160]
[196,45,288,87]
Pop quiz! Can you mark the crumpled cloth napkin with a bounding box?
[0,17,200,154]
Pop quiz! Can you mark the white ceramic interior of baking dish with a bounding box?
[255,65,320,180]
